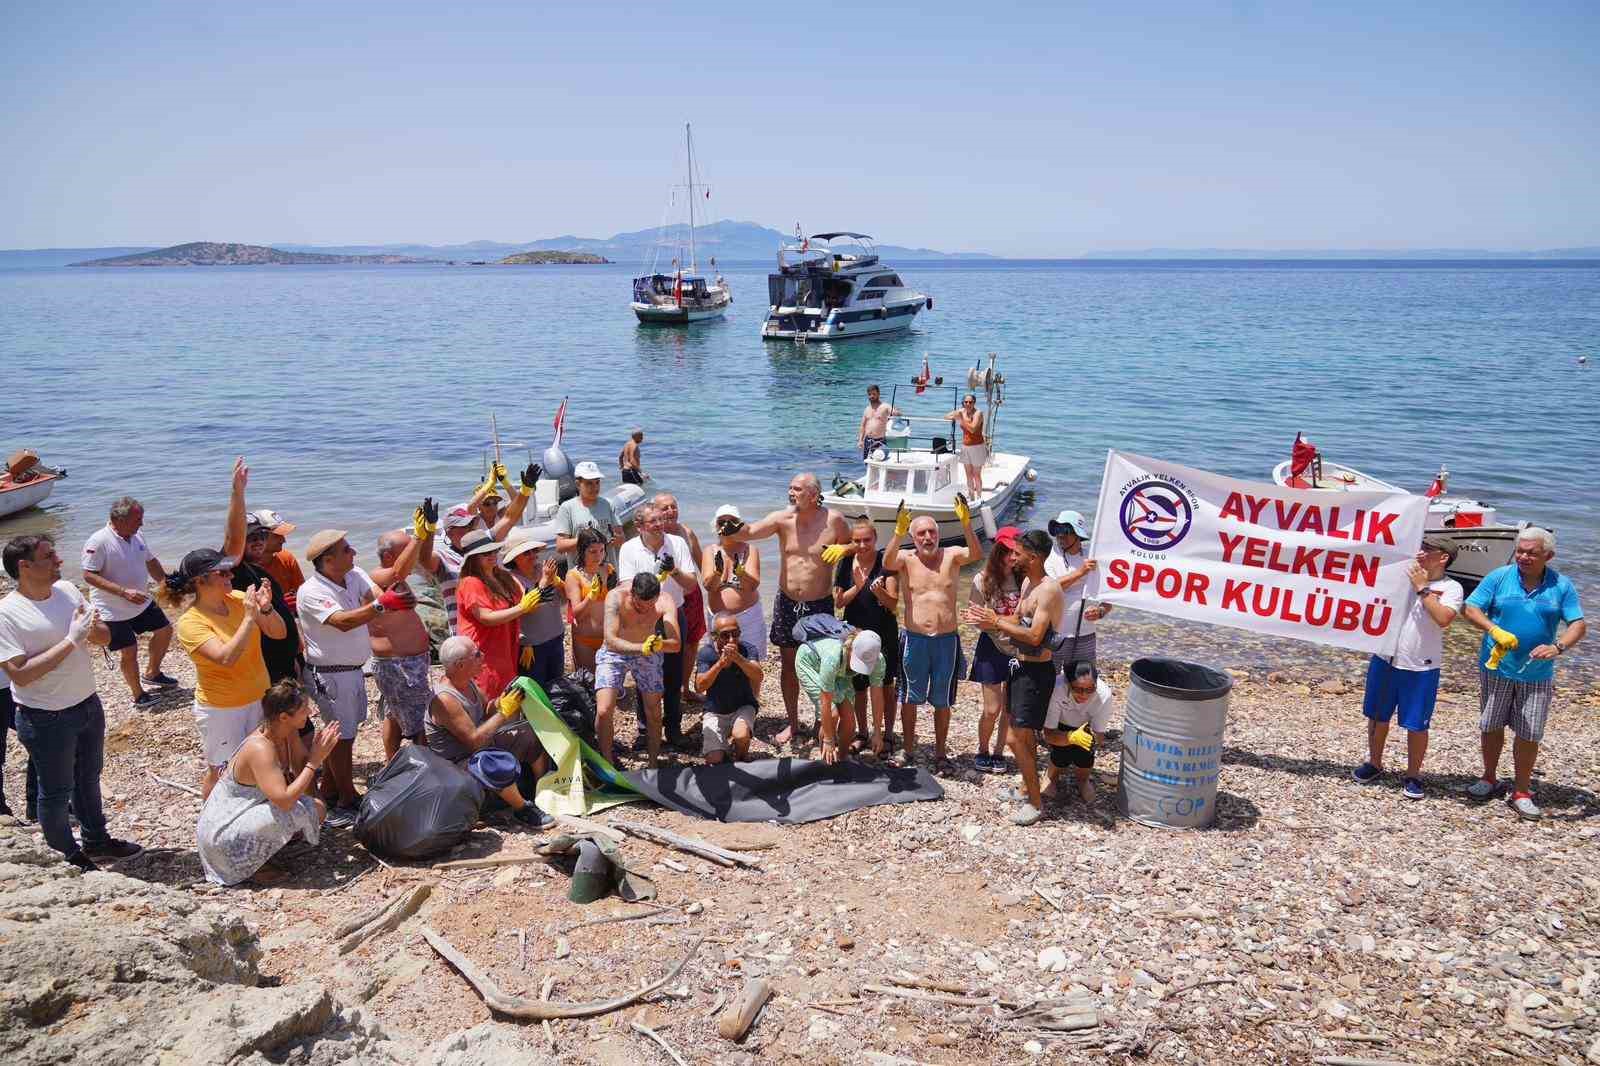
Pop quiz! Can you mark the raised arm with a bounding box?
[221,457,249,564]
[493,462,541,539]
[725,509,785,544]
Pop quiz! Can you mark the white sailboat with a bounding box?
[631,124,731,325]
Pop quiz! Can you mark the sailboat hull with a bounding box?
[632,301,728,324]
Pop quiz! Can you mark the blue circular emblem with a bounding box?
[1118,480,1194,551]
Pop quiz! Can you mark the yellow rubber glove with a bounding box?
[413,508,431,541]
[518,587,543,613]
[641,634,663,655]
[497,688,524,719]
[587,575,604,601]
[492,461,512,494]
[893,499,911,539]
[519,645,535,670]
[820,544,851,565]
[1486,625,1519,670]
[1066,723,1094,751]
[954,492,972,528]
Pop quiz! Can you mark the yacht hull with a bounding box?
[633,300,728,325]
[822,452,1030,546]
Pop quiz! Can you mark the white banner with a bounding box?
[1086,450,1430,655]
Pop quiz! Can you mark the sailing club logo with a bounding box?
[1118,479,1195,551]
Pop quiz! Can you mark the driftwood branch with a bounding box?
[632,1021,690,1066]
[337,883,431,955]
[147,771,202,798]
[539,975,556,1051]
[1169,976,1237,997]
[862,983,996,1008]
[559,904,677,934]
[334,892,400,940]
[610,820,763,869]
[432,853,543,872]
[717,977,772,1040]
[1311,1058,1424,1066]
[421,925,704,1020]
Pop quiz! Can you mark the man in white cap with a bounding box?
[424,465,538,633]
[554,460,626,567]
[703,505,766,661]
[296,530,386,826]
[796,627,884,765]
[619,428,646,486]
[1045,509,1108,671]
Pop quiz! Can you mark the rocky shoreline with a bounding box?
[1,593,1597,1063]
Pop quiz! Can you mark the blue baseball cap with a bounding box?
[1048,510,1091,538]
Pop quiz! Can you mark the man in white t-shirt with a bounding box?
[0,534,141,869]
[296,529,383,826]
[1044,510,1110,671]
[1352,539,1463,800]
[80,495,177,706]
[617,502,699,749]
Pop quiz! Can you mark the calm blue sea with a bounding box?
[2,259,1595,676]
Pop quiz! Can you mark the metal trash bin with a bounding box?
[1117,657,1232,829]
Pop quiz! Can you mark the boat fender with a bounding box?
[980,504,998,540]
[878,306,887,319]
[926,297,934,310]
[1024,468,1038,482]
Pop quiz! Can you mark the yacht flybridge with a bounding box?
[761,232,932,341]
[631,124,731,325]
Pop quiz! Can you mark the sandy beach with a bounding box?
[4,606,1597,1064]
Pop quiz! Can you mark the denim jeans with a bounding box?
[14,693,110,857]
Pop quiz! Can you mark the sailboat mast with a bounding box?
[685,123,698,275]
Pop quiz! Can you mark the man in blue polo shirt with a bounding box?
[1461,528,1585,820]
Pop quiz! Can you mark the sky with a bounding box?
[1,1,1596,256]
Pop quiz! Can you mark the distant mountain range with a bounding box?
[1082,247,1600,259]
[269,221,995,264]
[70,242,434,266]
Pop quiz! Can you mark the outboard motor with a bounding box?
[542,443,577,502]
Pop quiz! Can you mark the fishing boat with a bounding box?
[1272,434,1527,587]
[0,450,66,520]
[822,354,1034,545]
[631,124,731,325]
[760,231,932,341]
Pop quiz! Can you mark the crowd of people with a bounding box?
[0,407,1586,882]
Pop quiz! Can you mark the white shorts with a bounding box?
[702,704,757,755]
[305,665,369,740]
[732,600,768,661]
[193,698,264,768]
[960,442,990,469]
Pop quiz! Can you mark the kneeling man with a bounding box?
[693,612,764,764]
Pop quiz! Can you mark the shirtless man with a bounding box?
[726,473,850,745]
[619,428,646,486]
[703,505,765,661]
[882,496,981,766]
[962,529,1064,825]
[595,573,680,767]
[857,384,899,459]
[368,502,437,761]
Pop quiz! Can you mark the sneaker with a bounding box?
[132,691,159,708]
[512,805,552,829]
[1401,777,1425,801]
[66,851,99,873]
[1510,793,1541,821]
[82,838,143,861]
[1010,805,1043,827]
[142,672,180,687]
[1352,762,1381,783]
[324,805,360,829]
[1466,778,1503,801]
[974,753,994,772]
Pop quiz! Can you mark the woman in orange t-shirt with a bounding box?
[947,394,987,496]
[453,532,541,699]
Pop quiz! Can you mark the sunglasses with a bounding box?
[714,629,742,640]
[1070,685,1097,697]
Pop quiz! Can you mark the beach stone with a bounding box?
[1037,946,1068,973]
[974,952,999,975]
[1023,1039,1044,1056]
[1523,991,1550,1010]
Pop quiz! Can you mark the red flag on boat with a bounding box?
[1424,468,1447,498]
[552,397,567,447]
[914,354,931,394]
[1289,433,1318,481]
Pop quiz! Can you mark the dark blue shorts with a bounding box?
[104,601,171,652]
[968,633,1012,685]
[1363,656,1440,733]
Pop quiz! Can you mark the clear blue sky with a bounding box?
[2,1,1595,255]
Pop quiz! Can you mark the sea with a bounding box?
[2,258,1596,683]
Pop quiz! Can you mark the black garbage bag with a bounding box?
[546,671,599,748]
[354,745,484,859]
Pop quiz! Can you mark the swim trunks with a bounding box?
[769,590,834,650]
[594,646,664,695]
[372,653,431,738]
[898,631,964,707]
[1007,659,1055,730]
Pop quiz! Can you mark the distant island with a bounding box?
[70,242,438,267]
[496,250,609,265]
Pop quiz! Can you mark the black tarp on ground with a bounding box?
[620,757,943,824]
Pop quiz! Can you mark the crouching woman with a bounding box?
[196,678,340,886]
